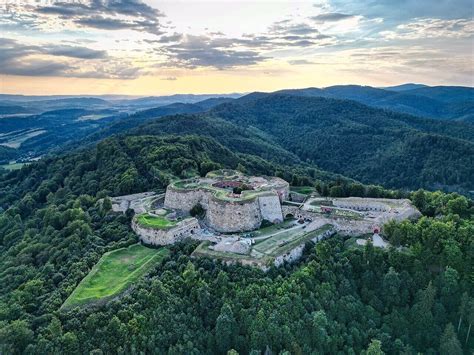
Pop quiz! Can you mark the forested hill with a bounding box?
[0,128,473,353]
[210,94,474,192]
[0,133,347,210]
[274,85,474,122]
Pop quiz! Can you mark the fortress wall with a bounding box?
[132,217,201,246]
[282,205,375,235]
[273,228,335,267]
[282,205,314,220]
[333,200,387,212]
[164,187,209,212]
[276,184,290,201]
[258,195,284,223]
[206,198,262,233]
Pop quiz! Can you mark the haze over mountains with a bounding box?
[1,84,473,193]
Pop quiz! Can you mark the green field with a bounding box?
[62,245,169,309]
[0,162,28,171]
[0,129,46,148]
[136,213,177,229]
[77,114,110,121]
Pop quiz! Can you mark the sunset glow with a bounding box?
[1,0,473,95]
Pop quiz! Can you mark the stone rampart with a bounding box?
[164,182,287,233]
[164,187,209,211]
[282,205,315,220]
[275,183,290,201]
[258,195,284,223]
[206,197,262,232]
[273,228,335,267]
[333,200,387,212]
[132,217,201,246]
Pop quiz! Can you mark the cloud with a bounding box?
[45,44,107,59]
[337,43,472,85]
[72,64,141,79]
[164,34,266,69]
[0,38,107,60]
[288,59,315,65]
[73,15,164,34]
[380,18,474,40]
[35,0,165,35]
[161,76,177,81]
[148,16,341,70]
[0,59,72,77]
[330,0,473,22]
[242,21,334,49]
[311,13,355,23]
[144,33,183,44]
[270,22,319,35]
[0,38,138,78]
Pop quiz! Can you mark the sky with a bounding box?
[0,0,473,95]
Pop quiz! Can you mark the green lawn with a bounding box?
[254,224,333,257]
[250,219,298,238]
[193,241,252,260]
[136,214,177,229]
[309,200,333,206]
[62,245,169,309]
[290,186,315,195]
[171,177,275,202]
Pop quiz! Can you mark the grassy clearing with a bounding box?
[77,114,110,121]
[344,236,362,249]
[0,129,47,148]
[136,214,177,229]
[290,186,315,195]
[0,162,28,171]
[62,245,169,309]
[309,199,332,206]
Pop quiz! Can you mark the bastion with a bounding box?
[132,211,200,246]
[164,170,290,233]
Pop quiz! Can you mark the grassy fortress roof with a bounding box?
[169,169,289,203]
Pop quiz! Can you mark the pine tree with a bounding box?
[439,323,462,355]
[366,339,384,355]
[215,304,237,353]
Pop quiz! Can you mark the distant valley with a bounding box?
[1,84,473,194]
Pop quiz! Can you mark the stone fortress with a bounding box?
[115,170,421,268]
[164,169,289,232]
